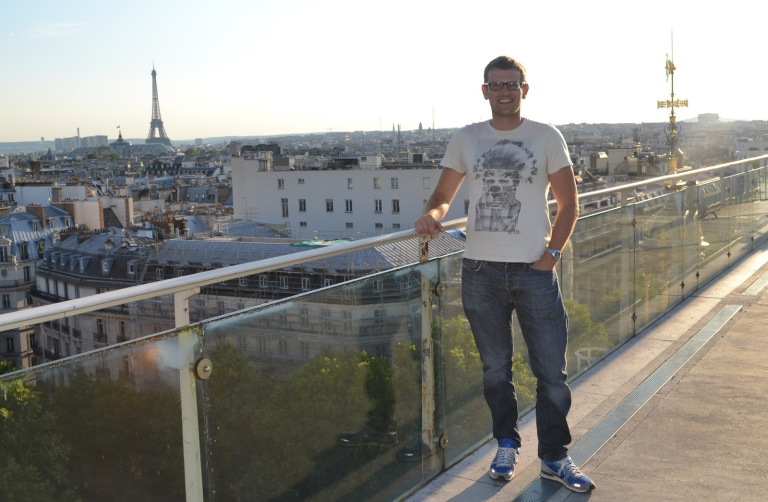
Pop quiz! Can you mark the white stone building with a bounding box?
[232,155,470,239]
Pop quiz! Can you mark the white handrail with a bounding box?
[0,221,468,332]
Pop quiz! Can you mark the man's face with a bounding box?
[482,68,528,119]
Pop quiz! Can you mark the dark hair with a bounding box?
[484,56,527,84]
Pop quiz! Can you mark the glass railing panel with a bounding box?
[567,204,636,362]
[0,328,195,502]
[752,166,768,243]
[201,263,438,502]
[692,177,729,289]
[726,170,764,262]
[433,251,492,467]
[633,190,686,331]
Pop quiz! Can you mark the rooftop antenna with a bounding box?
[657,29,688,174]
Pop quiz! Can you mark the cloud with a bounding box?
[33,23,85,38]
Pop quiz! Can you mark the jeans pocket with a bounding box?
[528,263,553,274]
[462,258,484,273]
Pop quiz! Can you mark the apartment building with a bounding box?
[232,154,470,239]
[0,206,73,370]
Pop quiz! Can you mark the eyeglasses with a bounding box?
[484,81,525,91]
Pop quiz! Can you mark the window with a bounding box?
[96,318,106,336]
[155,268,164,280]
[346,222,353,229]
[345,199,353,212]
[373,177,381,189]
[23,266,30,282]
[6,336,14,353]
[127,261,136,275]
[326,199,334,212]
[374,309,387,324]
[323,278,334,287]
[373,279,383,292]
[299,221,307,227]
[299,199,306,212]
[259,275,268,288]
[300,307,309,328]
[2,294,10,309]
[391,177,399,189]
[301,342,310,359]
[392,199,400,213]
[347,178,353,189]
[31,221,40,232]
[298,178,305,184]
[374,199,382,213]
[279,276,289,289]
[0,246,8,263]
[301,277,310,291]
[278,178,285,189]
[278,339,288,355]
[392,223,401,230]
[281,198,289,218]
[375,223,383,230]
[239,276,248,287]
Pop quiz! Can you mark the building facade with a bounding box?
[232,154,470,239]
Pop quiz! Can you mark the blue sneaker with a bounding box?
[489,438,519,481]
[540,456,595,492]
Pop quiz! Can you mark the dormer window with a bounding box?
[0,225,8,237]
[18,243,29,261]
[127,260,137,276]
[31,221,40,232]
[101,259,113,275]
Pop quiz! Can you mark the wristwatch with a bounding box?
[545,248,561,261]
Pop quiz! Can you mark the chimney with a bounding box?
[26,204,47,229]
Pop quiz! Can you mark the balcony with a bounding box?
[1,156,768,502]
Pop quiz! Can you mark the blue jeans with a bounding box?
[461,258,571,461]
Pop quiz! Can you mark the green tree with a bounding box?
[45,374,184,500]
[0,379,79,502]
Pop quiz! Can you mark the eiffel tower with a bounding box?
[146,65,172,146]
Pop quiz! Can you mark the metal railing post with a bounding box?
[419,236,436,462]
[175,288,204,502]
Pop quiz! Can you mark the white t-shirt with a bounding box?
[441,119,572,263]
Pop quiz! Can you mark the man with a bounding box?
[414,56,595,493]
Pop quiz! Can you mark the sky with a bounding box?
[2,0,767,143]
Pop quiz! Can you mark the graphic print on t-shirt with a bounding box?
[471,139,538,234]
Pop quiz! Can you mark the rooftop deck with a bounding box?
[3,157,768,501]
[406,240,768,502]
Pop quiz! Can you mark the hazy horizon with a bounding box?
[4,0,767,144]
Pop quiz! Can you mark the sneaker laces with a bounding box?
[495,445,517,467]
[555,457,583,478]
